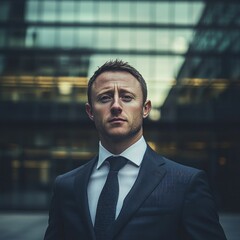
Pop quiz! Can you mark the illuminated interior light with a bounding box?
[149,108,161,121]
[58,82,73,95]
[147,141,157,151]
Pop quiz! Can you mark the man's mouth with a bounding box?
[109,118,126,123]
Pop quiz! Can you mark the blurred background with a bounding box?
[0,0,240,239]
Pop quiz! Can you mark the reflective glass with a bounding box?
[25,0,204,25]
[0,1,10,21]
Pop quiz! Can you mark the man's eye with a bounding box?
[99,95,111,103]
[122,95,133,102]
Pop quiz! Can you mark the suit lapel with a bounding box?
[74,156,98,240]
[112,147,167,238]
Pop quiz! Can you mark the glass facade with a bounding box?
[0,0,240,211]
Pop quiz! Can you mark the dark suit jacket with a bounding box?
[44,146,227,240]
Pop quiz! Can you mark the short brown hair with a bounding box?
[87,59,148,105]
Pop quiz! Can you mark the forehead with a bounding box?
[93,71,141,90]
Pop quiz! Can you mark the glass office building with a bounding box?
[0,0,239,211]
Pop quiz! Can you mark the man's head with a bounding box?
[87,59,148,106]
[85,59,151,153]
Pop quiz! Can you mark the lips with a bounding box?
[109,118,126,123]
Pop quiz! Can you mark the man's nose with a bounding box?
[110,96,122,115]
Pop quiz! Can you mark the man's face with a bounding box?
[86,71,151,144]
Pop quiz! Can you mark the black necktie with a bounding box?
[94,156,128,240]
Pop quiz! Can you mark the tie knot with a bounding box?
[107,156,128,172]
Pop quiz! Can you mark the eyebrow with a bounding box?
[97,88,135,96]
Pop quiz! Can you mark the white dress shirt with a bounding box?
[87,136,147,225]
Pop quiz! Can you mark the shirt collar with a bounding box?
[97,136,147,169]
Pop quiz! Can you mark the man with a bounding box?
[44,60,227,240]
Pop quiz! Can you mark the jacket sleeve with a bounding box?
[44,176,64,240]
[182,170,227,240]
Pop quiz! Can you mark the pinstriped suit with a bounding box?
[44,146,227,240]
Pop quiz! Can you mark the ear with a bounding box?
[86,103,94,121]
[143,100,152,118]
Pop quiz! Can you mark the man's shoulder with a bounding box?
[147,147,202,178]
[163,156,201,174]
[55,156,97,182]
[158,156,205,187]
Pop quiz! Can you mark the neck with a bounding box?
[100,134,143,155]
